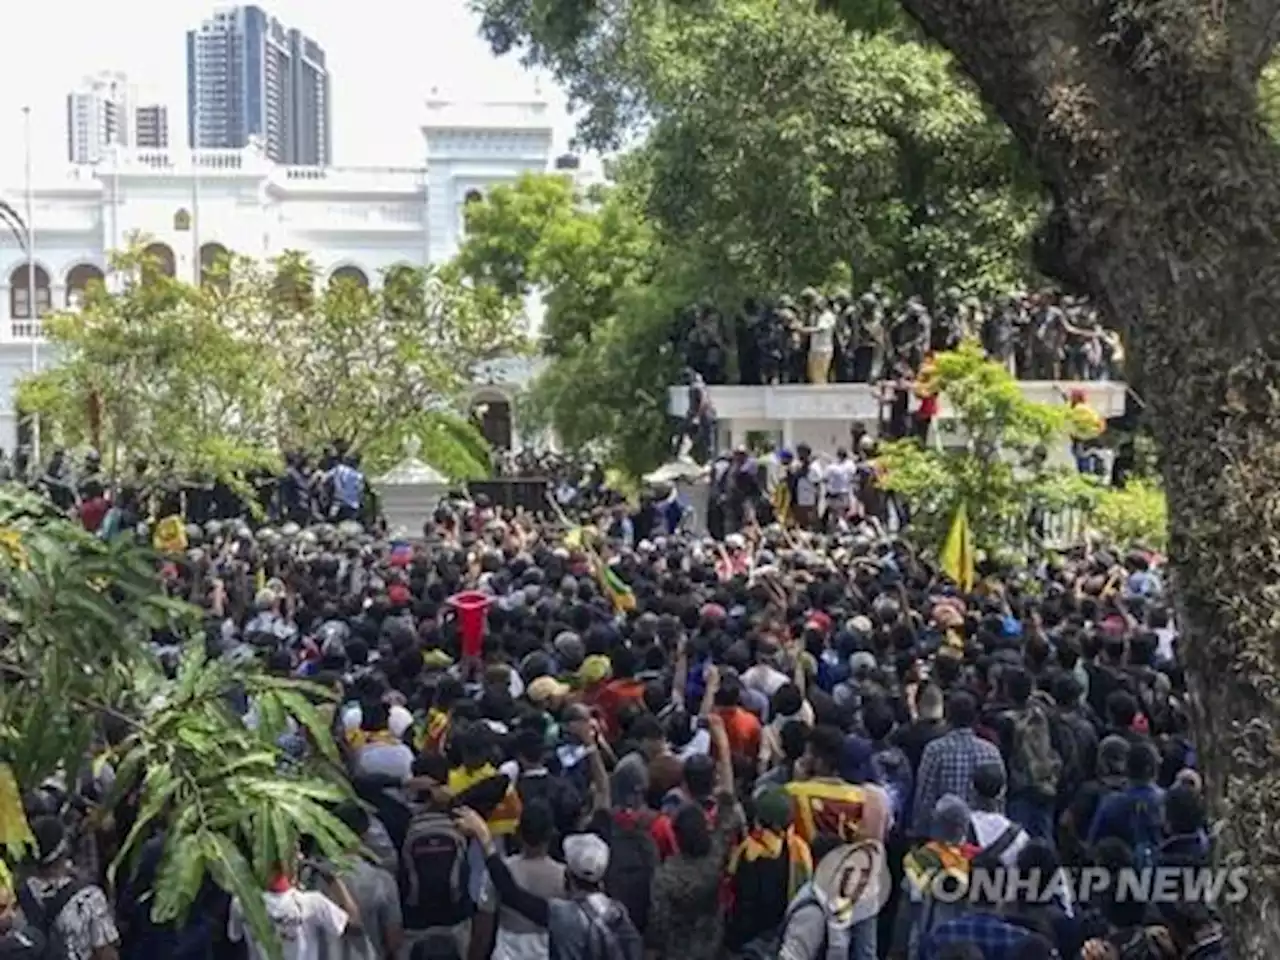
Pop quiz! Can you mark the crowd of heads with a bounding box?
[0,460,1223,960]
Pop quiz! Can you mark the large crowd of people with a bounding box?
[676,289,1123,386]
[0,442,1220,960]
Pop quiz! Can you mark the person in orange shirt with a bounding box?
[582,648,648,743]
[713,671,763,765]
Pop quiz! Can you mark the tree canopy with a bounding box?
[454,171,657,357]
[474,0,1040,300]
[20,244,513,484]
[876,341,1100,557]
[456,172,690,475]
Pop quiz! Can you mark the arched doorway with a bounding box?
[142,242,176,278]
[460,189,485,238]
[199,242,231,290]
[473,396,513,452]
[329,265,369,290]
[8,263,50,320]
[65,263,105,309]
[382,264,418,318]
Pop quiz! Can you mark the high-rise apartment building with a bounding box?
[186,5,332,166]
[134,105,170,149]
[66,71,131,164]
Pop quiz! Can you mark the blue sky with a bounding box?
[0,0,575,178]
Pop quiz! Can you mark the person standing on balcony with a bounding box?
[331,453,365,523]
[801,291,836,385]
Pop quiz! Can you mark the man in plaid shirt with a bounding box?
[923,910,1059,959]
[912,691,1006,838]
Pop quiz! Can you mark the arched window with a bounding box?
[9,263,50,320]
[65,263,105,309]
[329,265,369,290]
[200,242,231,290]
[142,242,176,278]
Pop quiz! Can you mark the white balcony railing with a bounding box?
[277,166,427,192]
[669,381,1130,421]
[9,320,43,340]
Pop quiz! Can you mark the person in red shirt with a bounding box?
[77,480,110,534]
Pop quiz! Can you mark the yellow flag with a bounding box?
[940,502,975,592]
[152,515,188,555]
[0,763,34,861]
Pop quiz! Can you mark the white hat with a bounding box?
[563,833,610,883]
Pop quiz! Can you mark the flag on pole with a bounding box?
[597,558,636,613]
[771,481,792,527]
[939,501,975,593]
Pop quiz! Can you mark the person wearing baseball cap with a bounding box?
[455,808,643,959]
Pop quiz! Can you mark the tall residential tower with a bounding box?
[186,5,332,165]
[66,71,130,164]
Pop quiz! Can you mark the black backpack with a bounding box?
[600,813,658,935]
[16,878,87,960]
[398,810,472,929]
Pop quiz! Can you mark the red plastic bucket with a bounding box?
[448,590,492,660]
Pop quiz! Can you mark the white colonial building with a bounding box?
[0,96,555,455]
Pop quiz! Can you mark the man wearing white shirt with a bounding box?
[804,300,837,384]
[823,447,859,526]
[969,763,1030,867]
[228,850,358,960]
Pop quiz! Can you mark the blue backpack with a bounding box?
[1125,790,1164,868]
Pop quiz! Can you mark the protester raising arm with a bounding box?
[455,807,551,928]
[671,634,690,713]
[707,713,736,798]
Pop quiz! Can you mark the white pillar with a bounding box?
[782,418,795,450]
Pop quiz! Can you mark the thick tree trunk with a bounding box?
[890,0,1280,953]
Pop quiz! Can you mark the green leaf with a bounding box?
[152,831,206,924]
[273,690,341,765]
[110,764,181,888]
[202,830,282,960]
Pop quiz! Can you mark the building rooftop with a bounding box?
[423,95,553,132]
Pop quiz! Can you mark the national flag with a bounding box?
[152,515,188,555]
[772,482,792,526]
[939,501,975,593]
[597,558,636,613]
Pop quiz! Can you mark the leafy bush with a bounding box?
[1089,478,1168,550]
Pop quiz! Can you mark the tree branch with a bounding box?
[0,661,146,732]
